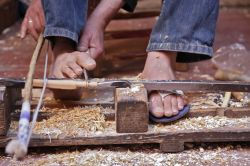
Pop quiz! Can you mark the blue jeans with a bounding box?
[147,0,219,62]
[42,0,219,62]
[42,0,88,43]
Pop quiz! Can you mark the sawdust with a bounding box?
[152,116,250,132]
[10,108,250,137]
[10,106,107,137]
[191,93,250,109]
[2,145,250,166]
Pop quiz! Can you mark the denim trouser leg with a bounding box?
[42,0,88,43]
[147,0,219,62]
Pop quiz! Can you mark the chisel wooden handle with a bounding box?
[33,79,98,89]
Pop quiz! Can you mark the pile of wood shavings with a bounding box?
[3,146,249,166]
[10,111,250,136]
[153,116,250,131]
[10,106,106,137]
[191,93,223,109]
[191,93,250,109]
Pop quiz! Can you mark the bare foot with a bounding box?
[141,51,187,118]
[51,37,96,78]
[49,37,96,100]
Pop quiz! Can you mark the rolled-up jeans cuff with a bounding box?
[146,42,213,62]
[44,27,79,43]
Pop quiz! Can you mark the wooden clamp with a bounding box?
[115,84,148,133]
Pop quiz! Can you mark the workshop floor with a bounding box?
[0,7,250,166]
[1,8,250,79]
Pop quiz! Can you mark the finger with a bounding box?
[33,15,43,32]
[89,46,103,59]
[50,69,65,79]
[27,19,39,40]
[20,18,28,38]
[77,35,90,52]
[76,53,96,70]
[177,96,185,110]
[171,96,179,116]
[40,12,45,26]
[163,96,173,117]
[62,67,77,78]
[38,4,45,27]
[68,62,83,76]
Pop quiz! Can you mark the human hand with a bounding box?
[50,51,96,79]
[77,0,124,58]
[20,0,45,40]
[77,18,105,59]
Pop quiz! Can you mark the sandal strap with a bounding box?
[158,90,184,99]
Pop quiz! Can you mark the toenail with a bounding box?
[165,111,172,117]
[152,108,164,117]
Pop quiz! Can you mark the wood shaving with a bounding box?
[153,116,250,131]
[10,106,107,137]
[191,93,250,109]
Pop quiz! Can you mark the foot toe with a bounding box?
[177,96,184,110]
[149,93,164,118]
[163,96,173,117]
[171,96,179,115]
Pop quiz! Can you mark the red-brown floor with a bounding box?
[0,9,250,79]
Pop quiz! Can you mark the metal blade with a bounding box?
[97,80,131,88]
[130,80,250,92]
[1,78,250,92]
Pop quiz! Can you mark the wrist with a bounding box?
[88,13,107,30]
[89,0,124,29]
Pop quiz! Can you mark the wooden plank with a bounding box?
[115,85,148,133]
[220,0,250,7]
[0,86,9,136]
[105,29,152,40]
[1,127,250,153]
[0,0,18,33]
[160,140,184,153]
[114,11,160,20]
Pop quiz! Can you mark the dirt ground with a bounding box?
[0,2,250,166]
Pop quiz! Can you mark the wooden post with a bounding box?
[115,85,148,133]
[0,86,21,136]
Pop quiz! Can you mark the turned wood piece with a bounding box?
[115,85,148,133]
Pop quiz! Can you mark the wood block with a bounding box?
[115,85,148,133]
[160,140,185,153]
[0,86,21,136]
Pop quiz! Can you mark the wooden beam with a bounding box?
[1,127,250,152]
